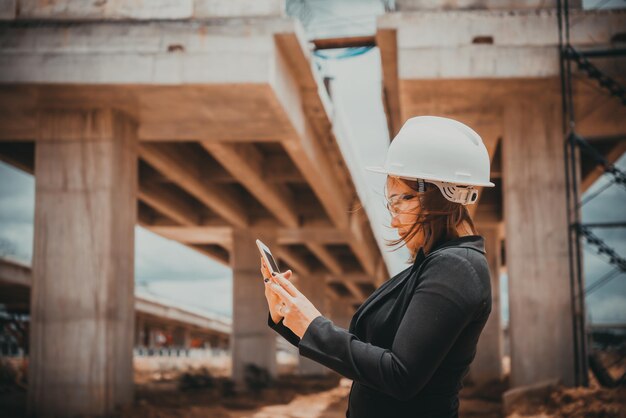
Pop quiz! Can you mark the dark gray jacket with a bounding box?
[268,234,492,418]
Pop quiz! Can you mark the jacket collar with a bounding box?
[427,234,486,256]
[409,234,485,278]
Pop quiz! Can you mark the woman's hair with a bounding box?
[384,177,478,263]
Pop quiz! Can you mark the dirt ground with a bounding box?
[120,372,626,418]
[500,349,626,418]
[1,356,624,418]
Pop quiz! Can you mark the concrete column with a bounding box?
[314,298,354,377]
[502,96,575,388]
[173,326,190,348]
[135,315,145,347]
[297,274,329,376]
[147,326,158,348]
[28,108,137,416]
[210,335,218,348]
[469,225,503,383]
[327,299,353,331]
[231,230,277,390]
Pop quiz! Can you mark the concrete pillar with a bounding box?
[469,225,503,383]
[231,230,277,390]
[135,315,145,347]
[502,96,575,388]
[28,108,137,416]
[313,298,354,377]
[173,326,190,348]
[297,274,329,376]
[327,299,353,331]
[147,326,158,348]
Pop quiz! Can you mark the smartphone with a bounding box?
[256,239,281,276]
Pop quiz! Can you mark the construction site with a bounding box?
[0,0,625,417]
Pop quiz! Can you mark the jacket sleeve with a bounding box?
[268,311,301,347]
[296,252,487,401]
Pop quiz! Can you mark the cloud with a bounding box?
[138,278,232,317]
[587,294,626,324]
[582,178,626,225]
[0,221,33,263]
[135,227,231,284]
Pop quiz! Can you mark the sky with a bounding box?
[0,0,625,325]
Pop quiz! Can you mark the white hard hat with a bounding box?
[366,116,495,205]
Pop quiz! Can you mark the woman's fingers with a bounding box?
[268,281,293,304]
[272,271,299,297]
[260,257,272,278]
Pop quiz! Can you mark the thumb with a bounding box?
[283,269,293,279]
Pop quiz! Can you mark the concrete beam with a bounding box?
[271,32,350,230]
[138,180,202,226]
[0,84,296,142]
[139,144,248,228]
[201,142,300,228]
[275,225,347,245]
[307,243,343,276]
[134,224,353,248]
[188,244,230,265]
[377,9,625,78]
[0,257,29,287]
[376,28,401,138]
[344,281,369,301]
[276,246,312,276]
[332,272,377,284]
[136,293,230,336]
[0,19,295,84]
[15,0,284,20]
[581,139,626,192]
[146,225,233,247]
[388,78,626,152]
[272,32,384,277]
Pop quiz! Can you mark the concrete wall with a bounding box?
[378,9,626,79]
[395,0,582,10]
[0,0,285,21]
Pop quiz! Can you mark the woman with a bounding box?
[261,116,495,418]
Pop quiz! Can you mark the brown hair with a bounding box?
[384,177,478,263]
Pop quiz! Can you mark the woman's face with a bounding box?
[385,176,424,250]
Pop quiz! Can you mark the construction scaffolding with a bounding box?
[557,0,626,388]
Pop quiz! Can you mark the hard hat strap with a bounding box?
[417,178,426,193]
[430,180,478,205]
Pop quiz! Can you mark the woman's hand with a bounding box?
[265,270,323,339]
[260,257,292,325]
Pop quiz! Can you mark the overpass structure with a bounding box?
[2,0,623,415]
[0,1,382,415]
[376,0,626,389]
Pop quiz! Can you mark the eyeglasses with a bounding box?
[385,194,418,216]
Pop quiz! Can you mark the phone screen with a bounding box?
[263,248,280,273]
